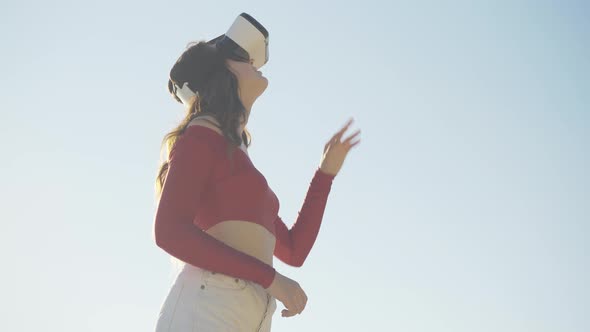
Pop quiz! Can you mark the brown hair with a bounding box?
[155,40,251,198]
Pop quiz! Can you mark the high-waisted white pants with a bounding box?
[155,263,277,332]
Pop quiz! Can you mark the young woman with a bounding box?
[153,40,360,331]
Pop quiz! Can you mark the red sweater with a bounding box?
[153,125,336,289]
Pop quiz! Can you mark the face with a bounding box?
[225,58,268,101]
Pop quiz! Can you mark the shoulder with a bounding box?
[181,117,225,146]
[171,121,223,159]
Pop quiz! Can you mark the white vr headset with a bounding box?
[174,12,269,105]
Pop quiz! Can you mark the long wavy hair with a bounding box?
[155,40,252,199]
[155,40,253,276]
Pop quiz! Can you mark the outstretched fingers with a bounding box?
[333,118,354,142]
[343,129,361,149]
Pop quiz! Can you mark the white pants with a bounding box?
[155,263,277,332]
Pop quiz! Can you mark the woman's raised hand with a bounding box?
[319,117,361,176]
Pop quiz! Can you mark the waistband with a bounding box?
[178,263,271,297]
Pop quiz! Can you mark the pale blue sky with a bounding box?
[1,1,588,331]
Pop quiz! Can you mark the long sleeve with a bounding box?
[153,133,277,289]
[273,167,336,266]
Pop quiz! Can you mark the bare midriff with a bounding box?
[187,116,276,267]
[205,220,276,267]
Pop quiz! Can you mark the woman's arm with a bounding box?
[153,132,277,289]
[273,167,336,266]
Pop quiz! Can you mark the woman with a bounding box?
[153,40,361,331]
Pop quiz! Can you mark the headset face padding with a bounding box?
[208,13,269,69]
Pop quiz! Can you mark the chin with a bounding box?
[257,77,269,93]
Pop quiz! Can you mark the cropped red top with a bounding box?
[153,125,336,289]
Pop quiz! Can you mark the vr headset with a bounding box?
[209,12,269,69]
[174,13,269,105]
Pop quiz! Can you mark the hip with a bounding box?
[155,263,277,331]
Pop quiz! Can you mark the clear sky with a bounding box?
[1,1,588,331]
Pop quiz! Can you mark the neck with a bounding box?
[240,111,251,136]
[239,95,255,137]
[198,112,249,139]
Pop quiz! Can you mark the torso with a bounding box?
[186,115,276,267]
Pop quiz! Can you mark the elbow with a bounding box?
[153,222,172,249]
[154,233,166,249]
[154,232,166,249]
[291,261,304,267]
[289,255,305,267]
